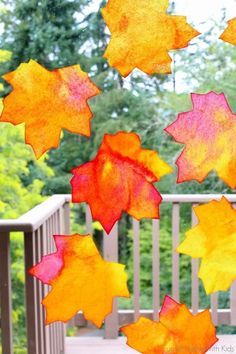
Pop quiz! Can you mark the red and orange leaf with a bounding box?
[177,197,236,294]
[29,234,129,326]
[121,296,218,354]
[71,131,173,234]
[165,92,236,188]
[0,59,100,159]
[101,0,200,77]
[220,18,236,46]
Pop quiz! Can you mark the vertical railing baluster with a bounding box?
[52,214,58,354]
[58,209,66,352]
[0,232,13,354]
[133,219,140,321]
[56,209,64,352]
[42,221,51,354]
[35,228,43,354]
[55,212,60,352]
[191,204,199,314]
[46,218,54,354]
[86,205,93,234]
[103,223,119,339]
[50,215,56,354]
[231,203,236,325]
[152,220,160,321]
[24,231,39,354]
[230,281,236,325]
[63,202,70,235]
[211,293,218,325]
[39,224,47,354]
[172,203,180,301]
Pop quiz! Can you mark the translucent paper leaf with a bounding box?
[71,131,173,234]
[101,0,200,77]
[121,296,218,354]
[29,234,129,326]
[220,18,236,46]
[165,92,236,188]
[177,197,236,294]
[0,60,100,159]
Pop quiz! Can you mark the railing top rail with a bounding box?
[0,195,70,232]
[162,194,236,203]
[64,194,236,203]
[0,193,235,233]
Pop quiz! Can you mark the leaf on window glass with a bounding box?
[0,59,100,159]
[177,197,236,294]
[29,234,129,326]
[101,0,200,77]
[71,131,173,234]
[165,92,236,188]
[220,18,236,46]
[121,295,218,354]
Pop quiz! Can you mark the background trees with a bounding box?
[0,0,236,350]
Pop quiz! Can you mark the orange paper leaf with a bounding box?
[0,60,100,158]
[220,18,236,46]
[177,197,236,294]
[29,234,129,326]
[101,0,200,77]
[121,296,218,354]
[165,92,236,188]
[71,131,173,234]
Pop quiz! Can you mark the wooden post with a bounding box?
[231,203,236,325]
[103,223,119,339]
[24,231,39,354]
[230,280,236,325]
[152,220,160,321]
[0,232,13,354]
[133,219,140,321]
[191,204,199,314]
[211,293,218,325]
[172,203,180,301]
[63,202,70,235]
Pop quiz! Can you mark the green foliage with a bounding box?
[0,120,53,218]
[0,109,53,352]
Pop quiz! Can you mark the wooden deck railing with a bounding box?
[0,195,71,354]
[0,194,236,353]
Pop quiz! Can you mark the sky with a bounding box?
[87,0,236,36]
[175,0,236,34]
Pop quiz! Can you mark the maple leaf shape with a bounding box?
[220,18,236,46]
[121,295,218,354]
[71,131,173,234]
[0,59,100,159]
[165,92,236,188]
[29,234,130,326]
[101,0,200,77]
[177,197,236,294]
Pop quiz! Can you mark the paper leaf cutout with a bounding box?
[165,92,236,188]
[101,0,200,77]
[177,197,236,294]
[220,18,236,46]
[29,234,129,326]
[121,296,218,354]
[71,131,173,234]
[0,59,100,159]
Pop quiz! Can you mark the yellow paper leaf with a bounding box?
[177,197,236,294]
